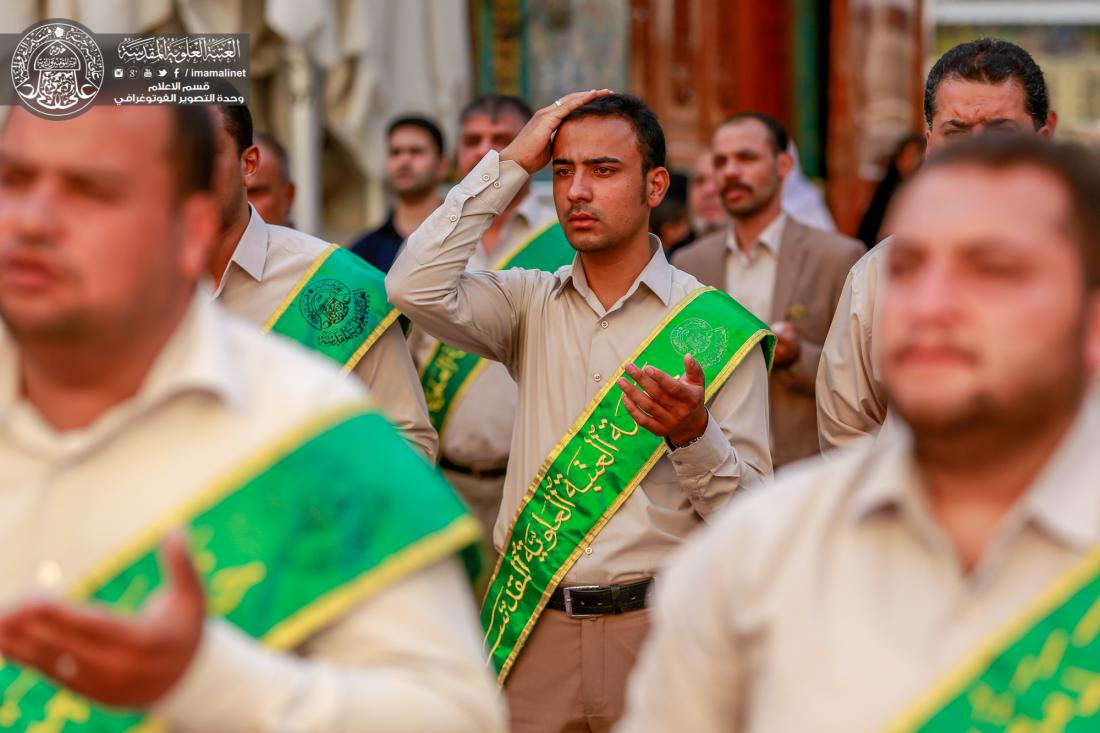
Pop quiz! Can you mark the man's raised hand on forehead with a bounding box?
[499,89,612,174]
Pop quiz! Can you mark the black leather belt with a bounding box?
[439,456,508,479]
[547,579,652,618]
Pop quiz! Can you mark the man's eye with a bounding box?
[554,168,572,177]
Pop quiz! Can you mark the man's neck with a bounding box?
[18,293,194,431]
[481,183,531,258]
[730,200,782,255]
[915,402,1081,571]
[577,230,654,311]
[208,203,251,286]
[393,192,443,239]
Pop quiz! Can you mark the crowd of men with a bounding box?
[1,35,1098,733]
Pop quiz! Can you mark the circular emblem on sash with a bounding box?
[297,277,371,347]
[669,317,729,368]
[299,278,352,330]
[11,21,104,119]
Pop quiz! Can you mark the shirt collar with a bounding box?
[850,400,1100,552]
[229,206,270,283]
[552,234,674,310]
[0,290,243,442]
[727,211,787,258]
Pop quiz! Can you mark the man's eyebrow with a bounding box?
[583,156,622,165]
[942,119,973,130]
[551,157,573,166]
[982,118,1019,127]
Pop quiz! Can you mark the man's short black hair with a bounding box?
[169,105,216,197]
[253,130,290,180]
[459,94,534,127]
[217,103,253,156]
[719,111,790,155]
[924,38,1050,131]
[387,115,445,157]
[920,134,1100,289]
[558,93,666,175]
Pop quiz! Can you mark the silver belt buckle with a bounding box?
[562,585,601,618]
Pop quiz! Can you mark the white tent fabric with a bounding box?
[2,0,473,237]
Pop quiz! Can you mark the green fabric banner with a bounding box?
[264,246,398,373]
[420,221,575,442]
[887,546,1100,732]
[481,287,775,681]
[0,406,480,732]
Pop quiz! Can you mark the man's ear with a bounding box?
[1085,289,1100,378]
[285,181,296,209]
[241,144,261,183]
[776,150,794,180]
[647,166,670,208]
[177,191,222,280]
[1039,109,1058,139]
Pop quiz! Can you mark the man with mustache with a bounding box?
[673,113,863,467]
[618,134,1100,732]
[388,91,773,732]
[350,115,448,273]
[206,101,437,459]
[0,104,504,732]
[816,38,1057,451]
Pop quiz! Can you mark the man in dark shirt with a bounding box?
[350,115,448,272]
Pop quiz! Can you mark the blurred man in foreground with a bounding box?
[619,135,1100,732]
[0,105,504,732]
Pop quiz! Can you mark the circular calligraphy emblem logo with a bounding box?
[669,317,729,368]
[11,20,104,119]
[298,278,353,331]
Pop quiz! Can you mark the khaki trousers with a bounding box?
[504,608,651,733]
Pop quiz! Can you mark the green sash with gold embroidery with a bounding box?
[264,245,398,373]
[0,406,480,732]
[420,221,574,443]
[886,546,1100,732]
[481,287,775,681]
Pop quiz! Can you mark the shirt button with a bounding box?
[448,214,458,222]
[600,320,609,329]
[584,547,593,555]
[36,560,62,589]
[593,373,601,382]
[482,173,491,181]
[493,181,501,189]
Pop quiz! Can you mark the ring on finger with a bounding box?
[55,652,78,681]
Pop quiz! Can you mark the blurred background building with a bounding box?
[5,0,1097,242]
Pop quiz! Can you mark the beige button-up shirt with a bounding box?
[618,400,1100,733]
[388,151,773,586]
[724,212,787,322]
[410,190,558,467]
[0,295,505,732]
[816,239,890,450]
[214,207,438,460]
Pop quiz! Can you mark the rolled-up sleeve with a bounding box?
[386,151,533,368]
[668,345,772,517]
[154,557,507,733]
